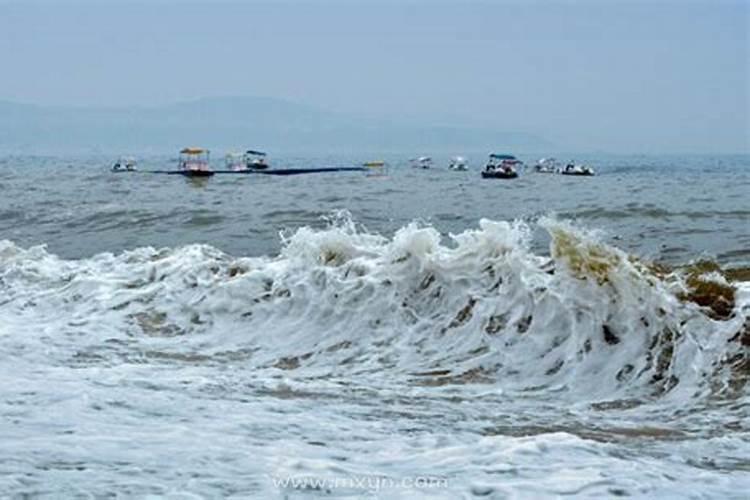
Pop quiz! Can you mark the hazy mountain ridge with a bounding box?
[0,97,552,154]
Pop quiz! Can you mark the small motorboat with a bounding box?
[179,147,214,176]
[533,157,560,173]
[111,156,137,172]
[245,150,269,170]
[410,156,433,169]
[449,156,468,171]
[560,163,595,176]
[482,153,520,179]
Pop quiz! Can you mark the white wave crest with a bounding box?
[0,215,747,405]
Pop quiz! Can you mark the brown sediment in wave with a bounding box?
[551,228,739,317]
[548,226,746,321]
[548,228,620,285]
[640,259,745,322]
[676,260,736,321]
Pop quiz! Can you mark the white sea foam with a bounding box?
[0,216,747,497]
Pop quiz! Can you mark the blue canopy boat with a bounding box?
[482,153,521,179]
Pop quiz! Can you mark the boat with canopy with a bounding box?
[481,153,520,179]
[178,148,214,177]
[245,150,269,170]
[225,152,247,171]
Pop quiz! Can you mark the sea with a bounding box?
[0,153,748,498]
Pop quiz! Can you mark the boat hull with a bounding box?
[171,170,215,177]
[560,171,594,176]
[481,171,518,179]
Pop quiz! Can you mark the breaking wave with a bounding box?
[1,214,747,404]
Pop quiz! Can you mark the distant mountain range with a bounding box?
[0,97,552,154]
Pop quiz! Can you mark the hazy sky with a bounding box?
[0,0,748,153]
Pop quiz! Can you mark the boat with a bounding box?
[410,156,433,169]
[363,160,388,176]
[245,150,269,170]
[560,162,595,176]
[533,157,561,173]
[111,156,137,172]
[225,152,248,172]
[448,156,468,171]
[178,147,214,177]
[482,153,520,179]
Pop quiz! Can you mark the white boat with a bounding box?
[560,162,595,176]
[448,156,468,171]
[111,156,137,172]
[225,152,247,171]
[533,157,561,173]
[410,156,433,169]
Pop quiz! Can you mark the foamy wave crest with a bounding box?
[0,214,747,403]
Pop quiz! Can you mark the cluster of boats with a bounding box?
[111,149,595,179]
[112,148,267,177]
[532,157,596,176]
[406,154,595,179]
[408,156,469,171]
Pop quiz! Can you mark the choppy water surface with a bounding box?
[0,154,748,498]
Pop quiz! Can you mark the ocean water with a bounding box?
[0,153,748,498]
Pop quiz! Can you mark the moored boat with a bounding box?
[225,152,248,171]
[560,162,595,176]
[482,153,520,179]
[449,156,468,171]
[410,156,433,169]
[111,156,137,172]
[245,150,269,170]
[179,147,214,176]
[533,157,560,173]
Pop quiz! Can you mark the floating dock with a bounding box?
[133,167,366,176]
